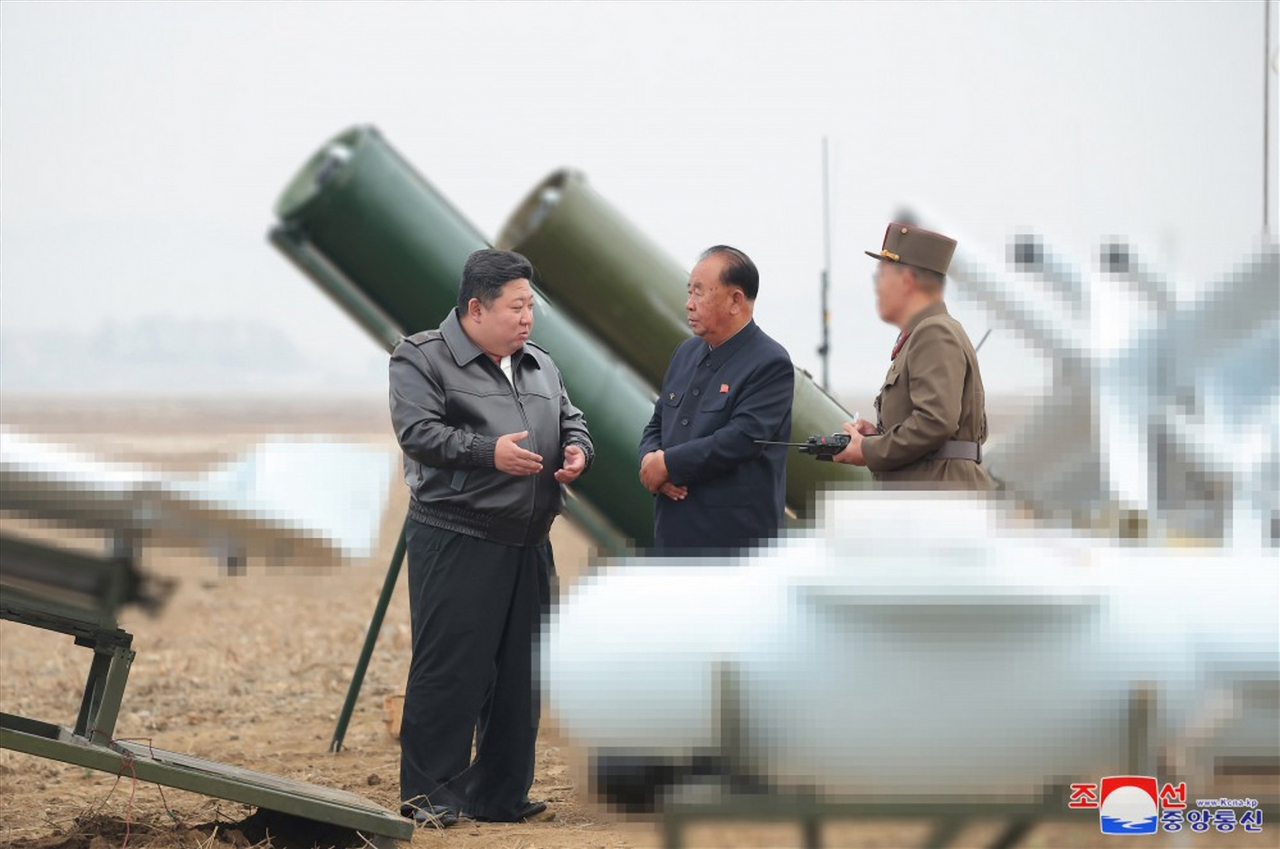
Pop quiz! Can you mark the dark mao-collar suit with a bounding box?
[639,320,793,553]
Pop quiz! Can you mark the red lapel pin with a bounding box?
[720,383,729,394]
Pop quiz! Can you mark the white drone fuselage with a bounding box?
[544,493,1278,800]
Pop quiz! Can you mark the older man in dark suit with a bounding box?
[638,246,793,553]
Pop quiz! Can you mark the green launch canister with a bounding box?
[498,169,870,517]
[273,127,655,547]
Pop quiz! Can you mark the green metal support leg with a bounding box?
[73,633,134,744]
[330,516,409,753]
[801,815,821,849]
[923,817,964,849]
[90,643,136,745]
[74,648,112,737]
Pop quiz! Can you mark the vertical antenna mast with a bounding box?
[1265,0,1273,235]
[819,137,832,391]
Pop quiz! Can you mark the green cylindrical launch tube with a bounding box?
[498,170,869,517]
[274,127,654,546]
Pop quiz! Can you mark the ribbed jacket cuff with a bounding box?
[470,435,498,468]
[565,439,594,473]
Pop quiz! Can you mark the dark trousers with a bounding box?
[399,518,554,821]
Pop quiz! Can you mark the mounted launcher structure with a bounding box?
[270,127,867,553]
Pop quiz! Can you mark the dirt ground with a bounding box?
[1,396,1273,849]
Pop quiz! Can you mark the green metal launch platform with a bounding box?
[0,532,412,846]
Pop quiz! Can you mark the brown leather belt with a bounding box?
[927,440,982,463]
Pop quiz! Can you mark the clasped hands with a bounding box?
[494,430,585,483]
[639,450,687,501]
[831,418,878,466]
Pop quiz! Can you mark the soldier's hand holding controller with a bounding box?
[495,430,544,476]
[832,413,874,466]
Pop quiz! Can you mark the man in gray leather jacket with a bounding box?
[389,249,592,828]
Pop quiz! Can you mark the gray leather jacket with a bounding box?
[389,309,593,547]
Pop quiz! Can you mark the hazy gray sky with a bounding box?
[2,1,1276,402]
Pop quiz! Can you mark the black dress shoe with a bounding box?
[515,800,548,820]
[408,805,459,828]
[465,799,548,822]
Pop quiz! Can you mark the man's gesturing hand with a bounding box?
[494,431,544,476]
[554,444,586,484]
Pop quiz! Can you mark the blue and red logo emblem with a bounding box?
[1070,776,1262,834]
[1098,775,1159,834]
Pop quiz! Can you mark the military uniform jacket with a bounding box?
[638,320,793,552]
[862,302,991,488]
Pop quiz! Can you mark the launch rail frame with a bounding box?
[0,532,413,846]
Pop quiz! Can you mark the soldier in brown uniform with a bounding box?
[833,223,991,489]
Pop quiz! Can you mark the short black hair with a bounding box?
[699,245,759,301]
[458,249,534,313]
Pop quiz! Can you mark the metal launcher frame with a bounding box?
[0,532,412,845]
